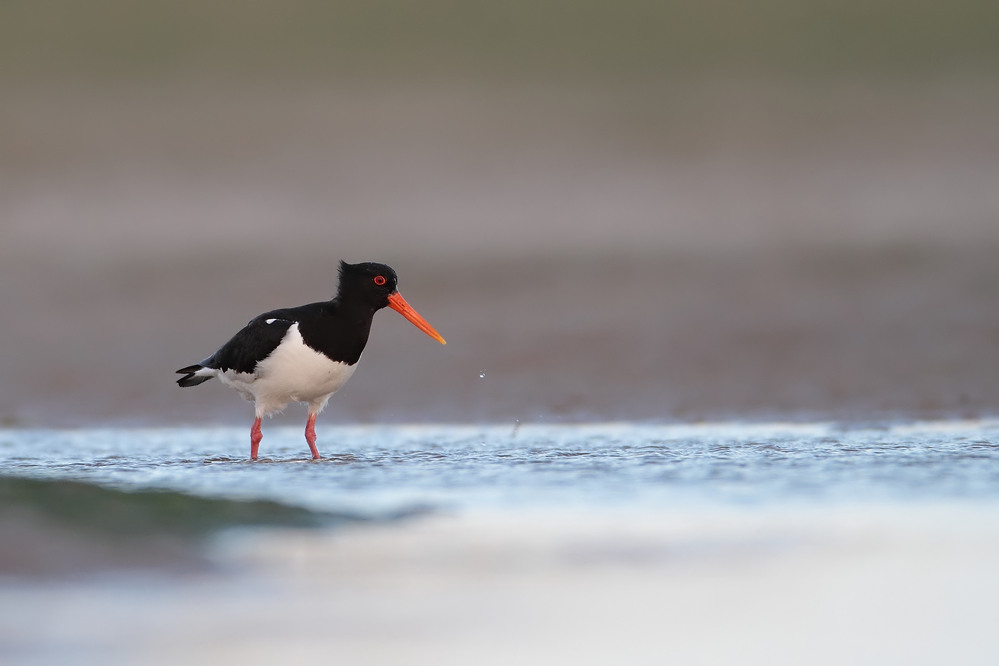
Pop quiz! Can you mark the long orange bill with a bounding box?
[387,291,447,345]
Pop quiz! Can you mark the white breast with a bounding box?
[217,323,358,417]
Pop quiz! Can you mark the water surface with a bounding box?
[4,421,999,665]
[3,420,997,515]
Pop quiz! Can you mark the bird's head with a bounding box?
[338,261,446,345]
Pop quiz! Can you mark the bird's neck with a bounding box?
[333,295,379,321]
[298,297,377,365]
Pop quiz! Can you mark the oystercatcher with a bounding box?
[176,261,445,460]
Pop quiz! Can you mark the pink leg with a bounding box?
[250,417,263,460]
[305,413,321,460]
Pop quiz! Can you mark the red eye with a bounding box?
[373,275,387,286]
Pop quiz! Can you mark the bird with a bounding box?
[176,261,445,460]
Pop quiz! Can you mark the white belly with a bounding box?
[217,323,358,417]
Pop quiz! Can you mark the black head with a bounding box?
[337,260,447,344]
[337,261,399,307]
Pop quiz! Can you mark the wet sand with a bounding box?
[3,243,998,426]
[2,83,999,426]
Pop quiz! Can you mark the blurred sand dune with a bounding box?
[2,83,999,425]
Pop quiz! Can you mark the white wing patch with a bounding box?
[216,322,357,418]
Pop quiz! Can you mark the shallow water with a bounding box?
[3,420,998,514]
[4,421,999,665]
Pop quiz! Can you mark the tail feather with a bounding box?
[176,364,215,387]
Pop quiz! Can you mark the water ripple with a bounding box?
[1,421,998,513]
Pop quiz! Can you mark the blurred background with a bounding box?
[2,0,998,426]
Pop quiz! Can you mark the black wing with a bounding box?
[176,301,332,383]
[201,316,295,374]
[202,302,331,374]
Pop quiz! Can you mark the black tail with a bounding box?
[176,364,213,387]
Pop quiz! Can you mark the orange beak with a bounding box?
[387,292,446,345]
